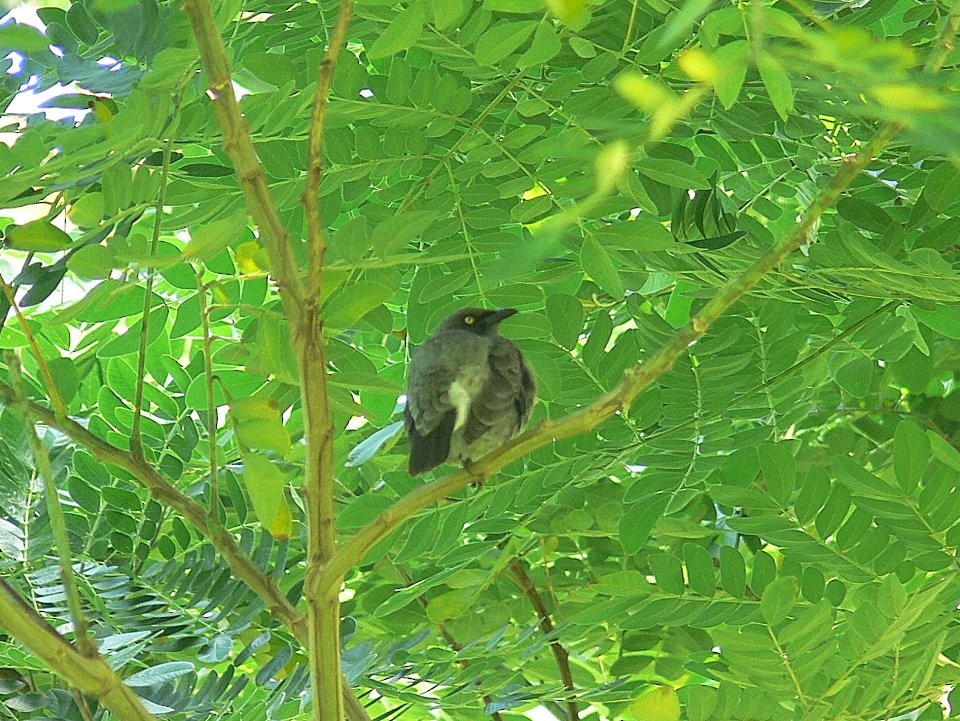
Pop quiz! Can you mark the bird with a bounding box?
[404,307,536,476]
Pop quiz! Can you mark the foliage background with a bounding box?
[1,0,960,720]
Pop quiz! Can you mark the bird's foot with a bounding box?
[463,459,489,487]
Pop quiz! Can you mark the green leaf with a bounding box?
[648,552,685,595]
[0,22,50,52]
[67,192,105,228]
[893,420,929,493]
[757,55,793,120]
[182,209,249,261]
[760,576,797,626]
[368,1,426,59]
[323,281,394,329]
[6,220,72,252]
[67,244,115,280]
[580,236,624,298]
[757,443,795,505]
[711,41,748,108]
[99,306,169,358]
[911,306,960,339]
[719,546,746,598]
[517,23,561,67]
[338,494,395,531]
[170,293,202,338]
[919,162,960,212]
[619,494,669,554]
[815,483,851,538]
[475,20,537,65]
[596,217,674,252]
[545,293,583,349]
[837,197,894,235]
[636,158,711,189]
[929,431,960,471]
[835,356,874,397]
[683,543,715,596]
[663,279,695,328]
[750,550,776,596]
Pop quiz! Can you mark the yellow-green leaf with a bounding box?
[242,453,291,539]
[629,686,680,721]
[183,210,249,261]
[757,55,793,120]
[6,220,72,252]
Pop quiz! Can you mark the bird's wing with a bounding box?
[462,338,533,444]
[406,335,472,475]
[407,361,458,435]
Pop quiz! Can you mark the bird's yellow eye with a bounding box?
[464,315,475,325]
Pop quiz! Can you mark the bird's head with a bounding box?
[437,307,519,336]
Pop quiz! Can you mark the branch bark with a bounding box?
[182,3,366,719]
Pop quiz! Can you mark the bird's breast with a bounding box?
[447,365,489,430]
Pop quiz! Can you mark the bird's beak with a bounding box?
[488,308,519,325]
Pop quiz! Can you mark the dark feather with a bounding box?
[406,405,457,476]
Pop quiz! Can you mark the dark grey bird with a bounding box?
[404,307,536,476]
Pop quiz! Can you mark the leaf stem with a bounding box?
[130,138,173,459]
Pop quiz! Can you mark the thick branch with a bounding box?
[312,123,901,599]
[181,4,370,719]
[181,0,304,317]
[300,0,356,717]
[0,578,158,721]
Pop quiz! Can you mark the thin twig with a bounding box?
[182,0,304,318]
[0,275,68,420]
[198,274,221,526]
[509,558,579,721]
[6,351,97,658]
[303,0,355,301]
[130,138,173,459]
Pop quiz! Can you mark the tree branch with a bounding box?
[181,0,304,318]
[298,2,356,721]
[181,4,370,719]
[6,352,97,658]
[0,577,159,721]
[509,558,578,721]
[312,122,902,599]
